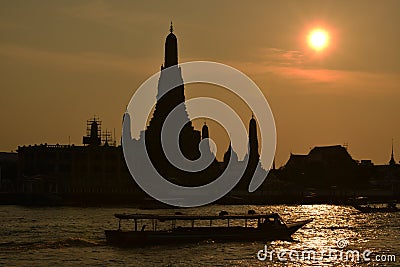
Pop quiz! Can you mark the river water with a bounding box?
[0,204,398,266]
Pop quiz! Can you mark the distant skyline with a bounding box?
[1,1,400,166]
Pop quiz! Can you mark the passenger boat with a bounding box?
[105,212,312,246]
[353,203,399,213]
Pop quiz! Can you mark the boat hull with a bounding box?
[105,222,310,247]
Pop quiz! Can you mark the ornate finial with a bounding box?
[170,21,173,33]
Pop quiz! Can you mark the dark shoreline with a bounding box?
[0,192,398,208]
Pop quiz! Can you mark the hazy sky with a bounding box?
[1,1,400,167]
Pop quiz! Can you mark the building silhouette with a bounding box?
[13,24,269,204]
[0,152,18,192]
[17,117,140,204]
[281,145,359,188]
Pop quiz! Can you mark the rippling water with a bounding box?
[0,204,398,266]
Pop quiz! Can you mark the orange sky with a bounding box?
[0,1,400,167]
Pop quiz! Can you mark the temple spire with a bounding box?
[164,22,178,68]
[249,115,259,160]
[201,121,209,139]
[389,138,396,166]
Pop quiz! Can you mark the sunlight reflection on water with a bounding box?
[0,204,398,266]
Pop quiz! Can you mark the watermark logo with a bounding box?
[336,238,349,249]
[257,239,396,263]
[122,61,276,207]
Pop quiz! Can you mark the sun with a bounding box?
[308,29,329,51]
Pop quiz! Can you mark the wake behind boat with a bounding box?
[105,211,312,246]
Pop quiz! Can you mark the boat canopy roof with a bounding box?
[114,213,280,221]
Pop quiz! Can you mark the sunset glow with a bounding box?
[308,29,329,51]
[1,1,400,168]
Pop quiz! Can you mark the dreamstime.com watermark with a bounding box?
[257,239,396,263]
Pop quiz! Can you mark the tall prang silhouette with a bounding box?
[125,23,267,189]
[144,23,218,186]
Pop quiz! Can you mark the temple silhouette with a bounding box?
[124,22,266,187]
[0,24,399,206]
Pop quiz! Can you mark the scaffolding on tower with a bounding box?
[83,116,102,146]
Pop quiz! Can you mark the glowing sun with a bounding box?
[308,29,329,51]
